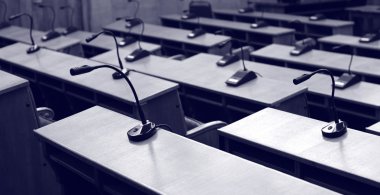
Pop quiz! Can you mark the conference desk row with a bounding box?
[34,106,336,195]
[212,8,354,38]
[160,14,295,48]
[90,48,308,123]
[346,5,380,35]
[218,107,380,194]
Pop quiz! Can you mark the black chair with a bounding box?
[189,0,213,18]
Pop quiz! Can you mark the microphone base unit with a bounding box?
[238,7,254,13]
[216,53,240,67]
[334,73,360,89]
[181,13,196,20]
[41,30,61,42]
[0,22,10,29]
[125,48,150,62]
[250,21,268,29]
[27,44,40,54]
[125,18,141,28]
[309,14,326,21]
[118,36,136,47]
[112,68,129,80]
[187,28,206,39]
[290,46,313,56]
[321,120,347,138]
[225,69,257,87]
[62,26,78,35]
[127,121,157,142]
[359,33,380,43]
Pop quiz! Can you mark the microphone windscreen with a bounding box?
[293,74,310,85]
[70,65,92,76]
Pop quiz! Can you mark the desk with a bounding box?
[34,106,336,195]
[319,34,380,59]
[213,9,353,38]
[0,26,82,55]
[218,108,380,194]
[0,43,186,135]
[62,30,161,58]
[346,5,380,35]
[0,70,59,195]
[161,14,295,47]
[91,49,307,123]
[103,20,231,56]
[185,53,380,129]
[366,121,380,136]
[251,44,380,84]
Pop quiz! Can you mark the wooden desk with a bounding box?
[366,121,380,136]
[160,14,295,47]
[319,34,380,59]
[0,26,82,55]
[91,49,308,123]
[103,20,231,56]
[213,9,354,38]
[218,108,380,194]
[251,44,380,84]
[185,53,380,129]
[346,5,380,35]
[34,106,336,195]
[0,43,186,135]
[0,70,59,195]
[62,30,161,58]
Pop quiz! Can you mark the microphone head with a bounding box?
[70,65,94,76]
[9,13,23,20]
[85,34,98,43]
[293,74,311,85]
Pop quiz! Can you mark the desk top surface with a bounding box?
[64,30,160,52]
[0,69,28,95]
[0,26,80,51]
[346,5,380,14]
[0,43,178,103]
[92,49,306,106]
[213,9,354,27]
[219,107,380,188]
[34,106,336,195]
[185,53,380,107]
[367,121,380,133]
[251,44,380,78]
[319,34,380,50]
[103,20,231,47]
[161,14,295,36]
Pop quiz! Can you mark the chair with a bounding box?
[189,0,213,18]
[36,107,55,127]
[185,117,227,148]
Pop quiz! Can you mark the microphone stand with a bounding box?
[59,5,78,35]
[9,13,40,54]
[70,64,157,142]
[124,0,140,28]
[251,9,267,28]
[238,0,254,13]
[331,45,360,89]
[37,4,61,41]
[187,14,205,39]
[293,69,347,138]
[125,18,150,62]
[85,30,129,80]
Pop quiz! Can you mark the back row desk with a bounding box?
[91,49,308,123]
[318,34,380,59]
[251,44,380,85]
[218,108,380,194]
[0,25,82,54]
[346,5,380,35]
[34,106,336,195]
[213,8,354,38]
[0,42,187,135]
[103,20,231,56]
[160,14,295,47]
[183,53,380,129]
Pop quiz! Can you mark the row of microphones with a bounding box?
[331,45,360,89]
[0,1,10,29]
[36,3,61,41]
[70,64,157,142]
[293,69,347,138]
[9,13,40,54]
[290,37,316,56]
[238,0,254,13]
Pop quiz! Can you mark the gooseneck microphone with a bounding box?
[0,1,10,29]
[70,64,157,142]
[125,18,150,62]
[59,5,78,35]
[238,0,254,13]
[225,41,258,87]
[9,13,40,54]
[124,0,141,28]
[250,9,267,29]
[37,4,60,41]
[187,14,205,39]
[331,45,360,89]
[118,0,140,47]
[293,69,347,138]
[290,37,316,56]
[86,30,128,80]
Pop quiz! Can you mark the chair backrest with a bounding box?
[189,0,213,18]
